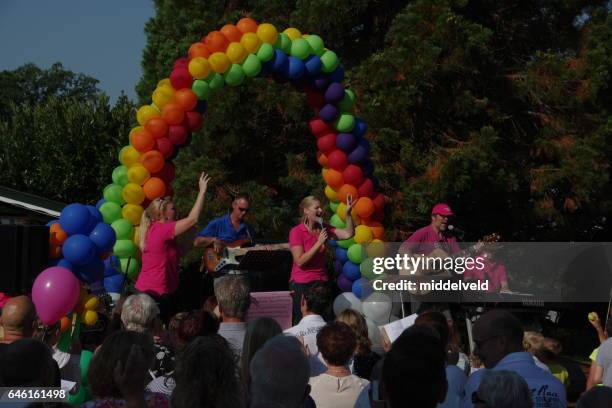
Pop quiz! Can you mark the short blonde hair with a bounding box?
[523,331,544,354]
[336,309,372,354]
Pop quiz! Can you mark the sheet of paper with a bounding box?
[61,380,76,392]
[246,291,293,330]
[380,313,418,344]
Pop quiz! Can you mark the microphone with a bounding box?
[447,224,465,239]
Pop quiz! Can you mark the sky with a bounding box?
[0,1,155,103]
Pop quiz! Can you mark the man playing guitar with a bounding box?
[400,203,460,257]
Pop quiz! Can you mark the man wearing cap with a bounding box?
[401,203,460,257]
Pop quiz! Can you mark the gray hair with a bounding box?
[120,294,160,333]
[214,276,251,320]
[477,370,533,408]
[249,335,310,408]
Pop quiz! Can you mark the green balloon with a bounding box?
[207,72,224,91]
[111,166,129,187]
[304,34,325,56]
[111,219,134,240]
[99,202,122,224]
[330,214,346,229]
[335,114,356,133]
[320,50,339,73]
[275,33,292,54]
[120,257,141,279]
[338,89,356,112]
[257,43,275,62]
[224,64,245,86]
[114,239,137,258]
[290,38,312,60]
[360,258,377,280]
[329,201,339,213]
[192,79,210,100]
[242,54,262,77]
[337,238,355,249]
[347,243,364,264]
[103,183,125,205]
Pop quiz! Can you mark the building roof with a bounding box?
[0,186,65,218]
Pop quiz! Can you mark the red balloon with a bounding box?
[155,137,174,158]
[173,57,189,69]
[169,68,192,90]
[317,133,336,153]
[309,118,333,137]
[327,150,348,171]
[357,178,374,198]
[372,193,385,212]
[168,125,189,145]
[342,164,364,186]
[184,111,203,131]
[153,162,176,183]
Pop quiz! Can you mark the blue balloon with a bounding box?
[352,277,372,299]
[272,49,289,73]
[62,234,96,266]
[89,222,116,253]
[342,261,361,281]
[330,65,345,83]
[57,258,74,271]
[285,56,305,79]
[352,118,368,137]
[60,203,93,235]
[304,55,322,76]
[86,205,103,232]
[95,198,106,210]
[46,220,59,227]
[75,258,104,284]
[328,239,338,248]
[104,256,121,277]
[104,273,127,293]
[335,247,349,263]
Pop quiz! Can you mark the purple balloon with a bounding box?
[337,274,353,292]
[32,266,80,325]
[325,82,344,103]
[336,133,357,152]
[319,104,339,123]
[348,144,368,163]
[313,73,330,90]
[334,260,343,274]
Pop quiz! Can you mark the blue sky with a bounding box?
[0,1,155,103]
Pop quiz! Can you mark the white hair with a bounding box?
[249,335,310,408]
[120,294,160,333]
[477,370,533,408]
[214,276,251,320]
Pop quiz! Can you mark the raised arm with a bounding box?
[175,172,211,237]
[333,195,355,240]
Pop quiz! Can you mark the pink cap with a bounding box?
[431,203,454,216]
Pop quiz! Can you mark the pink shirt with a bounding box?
[289,223,336,284]
[401,224,460,255]
[136,221,179,296]
[464,258,508,292]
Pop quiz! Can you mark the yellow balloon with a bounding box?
[136,105,160,126]
[188,57,211,79]
[84,295,99,311]
[283,27,302,40]
[209,52,231,73]
[119,146,141,167]
[127,164,151,185]
[122,183,145,205]
[336,202,347,221]
[226,42,247,64]
[152,87,174,108]
[256,23,278,44]
[128,126,143,145]
[240,32,262,54]
[133,226,141,247]
[81,310,98,326]
[366,239,385,258]
[325,185,338,201]
[354,225,373,244]
[122,204,144,226]
[157,78,174,90]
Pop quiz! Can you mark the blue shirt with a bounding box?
[439,364,467,408]
[462,352,566,408]
[197,214,253,243]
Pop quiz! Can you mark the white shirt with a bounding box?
[284,314,327,375]
[309,373,369,408]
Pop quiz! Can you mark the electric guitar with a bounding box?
[200,240,290,274]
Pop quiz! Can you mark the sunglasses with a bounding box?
[238,207,250,213]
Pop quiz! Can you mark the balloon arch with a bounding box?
[38,19,387,326]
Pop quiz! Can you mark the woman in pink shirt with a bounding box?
[289,195,355,322]
[135,172,211,320]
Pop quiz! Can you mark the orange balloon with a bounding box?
[221,24,243,42]
[49,243,62,259]
[237,17,258,34]
[337,184,358,203]
[204,31,229,53]
[365,221,385,240]
[145,117,168,139]
[131,129,155,153]
[143,177,167,200]
[317,152,328,167]
[161,103,185,125]
[174,89,198,111]
[354,197,375,219]
[49,223,67,245]
[59,316,71,333]
[188,42,210,59]
[140,150,165,174]
[323,169,343,189]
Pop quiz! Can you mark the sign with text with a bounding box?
[246,291,293,330]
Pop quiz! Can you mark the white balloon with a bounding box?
[333,292,362,316]
[362,292,392,325]
[365,317,382,350]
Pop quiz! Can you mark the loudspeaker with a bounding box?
[0,225,49,294]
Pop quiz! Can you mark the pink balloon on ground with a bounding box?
[32,266,80,325]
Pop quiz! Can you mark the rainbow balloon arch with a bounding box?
[37,19,386,327]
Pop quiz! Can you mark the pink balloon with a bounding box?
[32,266,80,325]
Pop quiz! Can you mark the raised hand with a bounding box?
[199,172,211,192]
[345,194,355,216]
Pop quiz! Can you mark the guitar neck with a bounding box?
[229,243,290,257]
